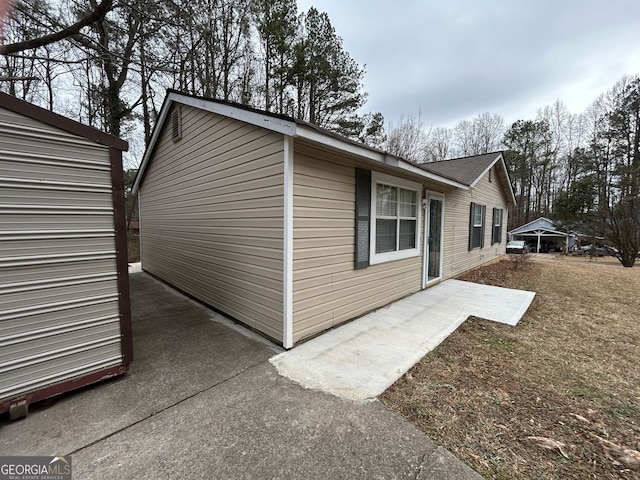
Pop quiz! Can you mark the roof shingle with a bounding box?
[416,152,503,186]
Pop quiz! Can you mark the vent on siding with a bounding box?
[171,106,182,141]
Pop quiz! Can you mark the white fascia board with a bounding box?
[397,159,468,189]
[495,153,517,205]
[469,154,501,189]
[174,93,296,135]
[132,97,172,194]
[296,125,468,189]
[132,92,297,194]
[468,153,517,205]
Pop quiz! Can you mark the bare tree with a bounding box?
[386,111,430,163]
[474,112,504,153]
[451,112,504,157]
[425,126,451,162]
[1,0,379,165]
[451,118,476,156]
[1,0,112,55]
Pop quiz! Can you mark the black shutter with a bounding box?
[355,168,371,269]
[480,205,487,248]
[498,209,503,244]
[468,203,475,251]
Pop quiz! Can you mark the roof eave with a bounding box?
[295,125,469,188]
[295,124,386,164]
[397,160,468,189]
[134,91,473,194]
[478,152,516,206]
[469,154,501,189]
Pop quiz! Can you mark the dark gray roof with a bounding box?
[416,152,503,186]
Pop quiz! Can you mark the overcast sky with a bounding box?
[297,0,640,130]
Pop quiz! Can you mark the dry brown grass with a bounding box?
[381,256,640,479]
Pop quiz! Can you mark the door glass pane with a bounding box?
[428,198,443,281]
[376,219,397,253]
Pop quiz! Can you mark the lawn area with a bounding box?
[381,256,640,479]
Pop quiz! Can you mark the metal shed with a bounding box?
[0,93,132,419]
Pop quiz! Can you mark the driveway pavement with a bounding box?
[0,271,481,479]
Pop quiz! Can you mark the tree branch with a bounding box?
[1,0,113,55]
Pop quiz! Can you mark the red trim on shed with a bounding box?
[0,365,128,416]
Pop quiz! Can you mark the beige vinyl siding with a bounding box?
[0,106,123,402]
[441,165,509,279]
[139,105,285,342]
[292,144,422,343]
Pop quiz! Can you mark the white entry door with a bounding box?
[423,193,444,287]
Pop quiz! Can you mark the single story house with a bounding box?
[133,91,516,348]
[0,93,132,418]
[508,217,575,253]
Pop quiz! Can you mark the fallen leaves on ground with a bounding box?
[526,436,569,459]
[381,257,640,480]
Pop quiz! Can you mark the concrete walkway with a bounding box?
[271,279,535,401]
[0,271,482,480]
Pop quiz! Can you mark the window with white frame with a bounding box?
[370,172,421,264]
[491,208,503,244]
[469,202,486,250]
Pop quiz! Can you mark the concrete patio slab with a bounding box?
[271,279,536,401]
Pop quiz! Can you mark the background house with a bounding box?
[0,93,132,419]
[133,91,515,348]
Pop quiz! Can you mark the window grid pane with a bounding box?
[376,184,397,217]
[473,204,483,226]
[399,188,417,217]
[399,219,416,250]
[376,219,397,253]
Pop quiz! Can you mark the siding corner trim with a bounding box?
[283,136,294,348]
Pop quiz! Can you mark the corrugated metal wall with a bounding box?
[0,106,124,403]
